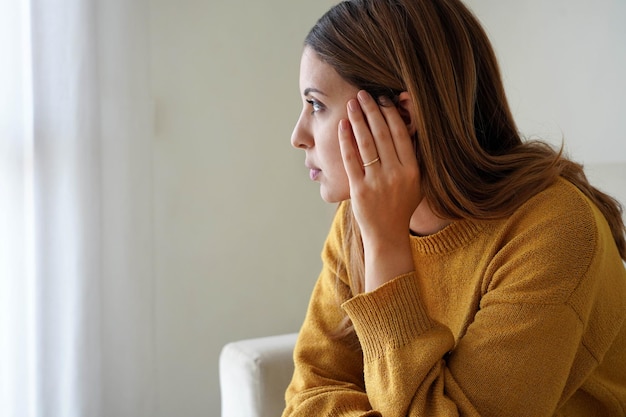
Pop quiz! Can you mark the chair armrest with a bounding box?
[220,333,298,417]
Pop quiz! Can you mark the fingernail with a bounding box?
[378,96,391,106]
[339,119,349,131]
[357,90,370,103]
[348,99,358,112]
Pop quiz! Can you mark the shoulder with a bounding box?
[514,177,596,223]
[503,177,602,249]
[483,178,616,304]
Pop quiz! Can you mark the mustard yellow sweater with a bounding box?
[283,178,626,417]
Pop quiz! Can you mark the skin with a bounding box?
[291,47,451,292]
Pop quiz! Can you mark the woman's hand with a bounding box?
[338,90,421,291]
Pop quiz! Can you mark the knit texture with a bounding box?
[283,178,626,417]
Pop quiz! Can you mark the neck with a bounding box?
[409,199,452,236]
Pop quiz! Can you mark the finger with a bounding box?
[377,98,418,167]
[353,91,399,166]
[338,118,365,181]
[346,97,382,167]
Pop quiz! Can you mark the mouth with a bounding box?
[309,168,321,181]
[304,155,322,181]
[305,160,321,181]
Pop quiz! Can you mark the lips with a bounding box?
[305,160,321,181]
[309,168,321,181]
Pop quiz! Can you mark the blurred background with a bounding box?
[1,0,624,416]
[150,1,338,414]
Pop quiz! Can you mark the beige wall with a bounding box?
[148,1,625,416]
[150,1,337,415]
[466,0,626,163]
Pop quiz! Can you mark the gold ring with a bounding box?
[362,156,381,167]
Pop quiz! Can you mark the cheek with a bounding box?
[319,131,344,172]
[316,121,351,202]
[326,145,351,199]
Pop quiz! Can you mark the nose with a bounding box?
[290,111,313,150]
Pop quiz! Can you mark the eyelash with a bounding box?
[305,99,324,114]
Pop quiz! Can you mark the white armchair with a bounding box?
[220,333,298,417]
[219,162,626,417]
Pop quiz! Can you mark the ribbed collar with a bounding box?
[410,219,485,255]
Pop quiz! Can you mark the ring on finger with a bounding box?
[362,156,381,167]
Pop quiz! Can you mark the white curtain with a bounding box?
[0,0,155,416]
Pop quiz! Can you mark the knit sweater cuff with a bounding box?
[341,273,435,363]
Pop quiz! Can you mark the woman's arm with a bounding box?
[282,203,380,416]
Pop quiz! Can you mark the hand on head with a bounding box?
[338,90,421,245]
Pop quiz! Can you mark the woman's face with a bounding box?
[291,48,359,203]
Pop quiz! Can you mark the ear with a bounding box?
[396,91,418,135]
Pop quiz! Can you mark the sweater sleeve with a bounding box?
[283,202,379,417]
[342,274,584,417]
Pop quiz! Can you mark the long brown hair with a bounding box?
[304,0,626,305]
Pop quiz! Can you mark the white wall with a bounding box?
[466,0,626,163]
[150,1,337,416]
[148,1,625,416]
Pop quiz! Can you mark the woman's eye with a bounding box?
[305,99,323,114]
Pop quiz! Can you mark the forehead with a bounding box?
[299,47,355,96]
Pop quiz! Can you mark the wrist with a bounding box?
[363,235,414,292]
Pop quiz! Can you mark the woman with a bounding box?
[284,0,626,416]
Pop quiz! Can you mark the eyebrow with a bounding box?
[303,87,327,97]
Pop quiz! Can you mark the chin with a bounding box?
[319,185,349,204]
